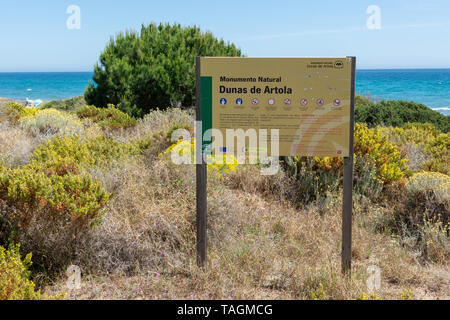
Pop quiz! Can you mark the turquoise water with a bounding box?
[357,69,450,116]
[0,70,449,116]
[0,72,93,101]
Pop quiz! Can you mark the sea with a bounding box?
[0,69,449,116]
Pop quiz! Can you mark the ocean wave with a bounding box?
[431,107,450,111]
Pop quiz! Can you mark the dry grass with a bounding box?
[110,107,194,144]
[0,121,39,167]
[45,159,449,300]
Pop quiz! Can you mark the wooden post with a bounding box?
[342,56,356,274]
[196,57,207,267]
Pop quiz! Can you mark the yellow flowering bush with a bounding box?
[383,123,449,175]
[358,290,415,300]
[422,133,449,175]
[3,102,39,122]
[384,123,440,146]
[284,123,409,204]
[354,123,409,183]
[295,124,408,184]
[28,135,149,175]
[160,138,239,178]
[77,105,136,130]
[0,165,110,235]
[0,244,64,300]
[19,108,84,136]
[407,171,450,205]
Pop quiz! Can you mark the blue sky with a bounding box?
[1,0,450,71]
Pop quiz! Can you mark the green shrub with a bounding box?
[166,123,194,145]
[77,105,136,130]
[40,96,86,112]
[406,172,449,219]
[19,108,84,137]
[282,157,341,205]
[355,100,450,133]
[0,244,64,300]
[0,165,109,236]
[384,124,449,175]
[84,23,242,116]
[398,172,449,262]
[384,123,441,146]
[422,133,450,175]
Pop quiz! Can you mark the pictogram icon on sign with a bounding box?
[316,98,325,106]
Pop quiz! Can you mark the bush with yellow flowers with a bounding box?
[290,123,408,184]
[0,244,65,300]
[407,171,450,206]
[422,133,449,175]
[76,105,137,130]
[404,171,449,226]
[2,102,39,123]
[160,138,239,178]
[282,123,409,204]
[0,165,109,236]
[353,123,409,183]
[384,123,441,146]
[383,123,449,175]
[357,290,415,300]
[28,134,150,175]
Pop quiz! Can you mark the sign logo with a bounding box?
[284,98,292,106]
[220,98,227,105]
[333,98,341,106]
[300,98,308,106]
[236,98,243,105]
[268,98,275,106]
[251,98,259,105]
[316,98,325,106]
[334,60,344,69]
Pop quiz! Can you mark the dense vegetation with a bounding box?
[41,96,86,112]
[355,95,450,132]
[84,23,242,117]
[0,98,448,300]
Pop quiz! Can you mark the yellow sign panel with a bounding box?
[200,57,354,157]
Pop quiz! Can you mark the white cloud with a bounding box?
[240,22,450,41]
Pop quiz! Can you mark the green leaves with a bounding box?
[85,23,242,116]
[355,97,450,133]
[77,105,137,130]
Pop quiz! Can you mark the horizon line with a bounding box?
[2,67,450,73]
